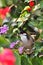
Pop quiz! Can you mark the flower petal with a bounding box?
[18,46,24,54]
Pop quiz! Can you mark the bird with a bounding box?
[20,33,34,54]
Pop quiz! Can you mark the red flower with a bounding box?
[29,1,35,7]
[2,7,10,15]
[0,48,16,65]
[0,7,10,19]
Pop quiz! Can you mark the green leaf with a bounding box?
[37,22,43,29]
[13,0,18,4]
[21,54,32,65]
[0,36,10,47]
[31,57,43,65]
[40,1,43,8]
[5,0,13,5]
[14,51,21,65]
[25,0,29,3]
[0,0,6,7]
[0,0,2,7]
[40,32,43,38]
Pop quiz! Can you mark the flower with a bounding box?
[29,1,35,7]
[0,7,10,19]
[18,46,24,54]
[0,48,16,65]
[10,40,19,48]
[0,25,9,34]
[2,7,10,15]
[10,42,16,49]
